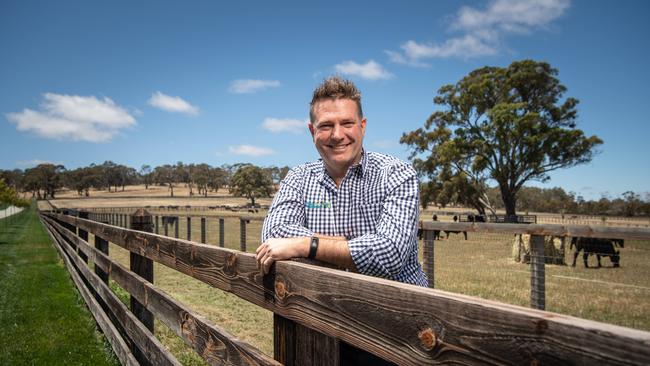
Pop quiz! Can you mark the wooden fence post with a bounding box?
[174,217,179,238]
[423,228,436,288]
[219,218,225,248]
[187,217,192,241]
[201,217,206,244]
[130,208,154,365]
[530,234,546,310]
[155,216,159,234]
[240,218,248,252]
[274,314,341,365]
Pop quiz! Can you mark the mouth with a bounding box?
[326,142,352,151]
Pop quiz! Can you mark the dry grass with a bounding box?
[429,232,650,330]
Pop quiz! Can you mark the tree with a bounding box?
[229,165,274,207]
[401,60,603,217]
[140,164,153,189]
[0,179,29,208]
[154,165,176,197]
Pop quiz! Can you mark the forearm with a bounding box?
[256,234,356,274]
[313,235,356,271]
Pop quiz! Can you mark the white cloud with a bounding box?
[262,118,307,134]
[229,79,281,94]
[229,145,276,156]
[6,93,136,143]
[387,0,570,65]
[401,36,498,60]
[334,60,393,80]
[453,0,570,33]
[148,91,199,115]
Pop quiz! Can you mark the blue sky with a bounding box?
[1,0,648,200]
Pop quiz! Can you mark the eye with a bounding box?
[318,123,333,131]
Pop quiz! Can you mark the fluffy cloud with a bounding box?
[229,79,281,94]
[229,144,276,156]
[334,60,393,80]
[262,118,307,134]
[387,0,570,65]
[6,93,136,143]
[148,91,199,115]
[453,0,570,33]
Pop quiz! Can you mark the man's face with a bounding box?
[309,98,366,175]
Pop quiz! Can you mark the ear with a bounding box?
[360,117,367,136]
[308,123,315,138]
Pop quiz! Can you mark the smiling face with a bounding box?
[309,98,366,181]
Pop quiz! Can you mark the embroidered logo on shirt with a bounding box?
[305,201,332,209]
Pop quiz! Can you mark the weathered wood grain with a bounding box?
[42,217,182,366]
[40,217,140,366]
[421,221,650,240]
[43,215,280,366]
[45,212,650,366]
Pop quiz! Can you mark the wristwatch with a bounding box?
[308,236,319,259]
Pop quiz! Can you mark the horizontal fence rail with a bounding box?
[421,221,650,240]
[40,210,650,365]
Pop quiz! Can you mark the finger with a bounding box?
[256,242,266,254]
[255,244,267,262]
[263,256,274,275]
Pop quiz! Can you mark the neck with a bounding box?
[325,150,363,187]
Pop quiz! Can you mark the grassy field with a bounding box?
[0,205,119,366]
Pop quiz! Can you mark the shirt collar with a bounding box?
[315,148,368,185]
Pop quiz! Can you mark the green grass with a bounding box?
[0,205,119,366]
[0,202,9,210]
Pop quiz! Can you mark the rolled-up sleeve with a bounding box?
[261,167,314,242]
[348,164,419,278]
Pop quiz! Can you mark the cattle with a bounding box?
[570,237,624,268]
[444,215,467,240]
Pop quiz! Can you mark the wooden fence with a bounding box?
[39,209,650,365]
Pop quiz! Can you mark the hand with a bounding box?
[255,237,308,275]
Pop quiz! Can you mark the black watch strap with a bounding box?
[308,236,319,259]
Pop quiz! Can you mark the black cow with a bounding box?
[570,237,624,268]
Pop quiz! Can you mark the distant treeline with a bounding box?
[476,186,649,217]
[0,161,289,200]
[2,162,648,217]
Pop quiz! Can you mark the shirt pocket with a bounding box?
[304,207,334,235]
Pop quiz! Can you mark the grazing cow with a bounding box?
[443,215,467,240]
[570,237,624,268]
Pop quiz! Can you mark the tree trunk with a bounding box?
[250,196,256,207]
[500,185,517,218]
[169,183,174,197]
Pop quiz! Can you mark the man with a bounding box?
[256,76,427,287]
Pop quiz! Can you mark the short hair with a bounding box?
[309,76,363,123]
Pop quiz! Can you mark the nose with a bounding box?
[330,123,343,141]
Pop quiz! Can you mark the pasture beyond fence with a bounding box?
[38,208,650,365]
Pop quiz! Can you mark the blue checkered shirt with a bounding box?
[262,150,428,286]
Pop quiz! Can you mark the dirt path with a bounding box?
[0,205,24,219]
